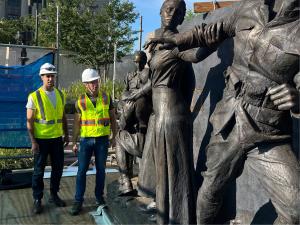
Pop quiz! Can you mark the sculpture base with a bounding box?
[105,172,156,224]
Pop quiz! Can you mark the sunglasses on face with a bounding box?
[45,67,56,71]
[44,74,55,78]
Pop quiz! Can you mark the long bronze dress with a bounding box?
[149,28,196,225]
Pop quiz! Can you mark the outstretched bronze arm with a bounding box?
[144,22,227,52]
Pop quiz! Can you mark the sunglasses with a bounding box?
[44,74,56,78]
[45,67,56,71]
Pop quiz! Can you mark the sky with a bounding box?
[130,0,198,52]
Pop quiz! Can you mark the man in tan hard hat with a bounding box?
[26,62,69,214]
[70,68,117,216]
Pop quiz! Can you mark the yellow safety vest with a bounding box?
[77,92,111,137]
[29,87,65,139]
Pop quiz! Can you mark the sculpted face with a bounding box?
[160,0,184,30]
[134,53,147,71]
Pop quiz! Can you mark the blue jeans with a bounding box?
[75,136,109,203]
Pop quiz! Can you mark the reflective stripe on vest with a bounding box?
[98,118,110,126]
[81,119,96,126]
[77,92,111,137]
[30,88,65,139]
[80,118,110,126]
[102,92,108,105]
[36,90,46,120]
[34,118,63,124]
[79,94,87,111]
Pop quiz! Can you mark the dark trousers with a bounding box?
[32,137,64,200]
[197,120,300,225]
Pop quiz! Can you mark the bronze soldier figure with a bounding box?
[115,51,152,195]
[146,0,300,224]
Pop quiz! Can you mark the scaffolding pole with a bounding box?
[56,5,60,88]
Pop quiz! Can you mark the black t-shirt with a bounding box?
[75,93,113,114]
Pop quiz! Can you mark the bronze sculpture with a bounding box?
[146,0,207,224]
[136,112,156,200]
[146,0,300,224]
[115,51,152,195]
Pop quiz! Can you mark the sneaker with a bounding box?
[33,199,43,214]
[96,197,106,206]
[49,193,66,207]
[70,202,82,216]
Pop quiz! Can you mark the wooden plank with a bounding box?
[0,176,97,224]
[194,1,239,13]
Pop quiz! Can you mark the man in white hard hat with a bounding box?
[70,68,117,215]
[26,62,69,214]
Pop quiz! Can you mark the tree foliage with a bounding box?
[0,0,138,72]
[185,9,197,21]
[0,17,32,44]
[62,79,124,103]
[37,0,138,69]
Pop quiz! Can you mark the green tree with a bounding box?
[36,0,138,76]
[185,9,197,21]
[0,17,32,44]
[0,0,138,78]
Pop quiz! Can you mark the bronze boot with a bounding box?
[118,174,133,195]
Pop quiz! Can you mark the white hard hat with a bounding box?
[39,63,57,75]
[82,69,100,82]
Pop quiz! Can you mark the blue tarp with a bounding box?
[0,52,54,148]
